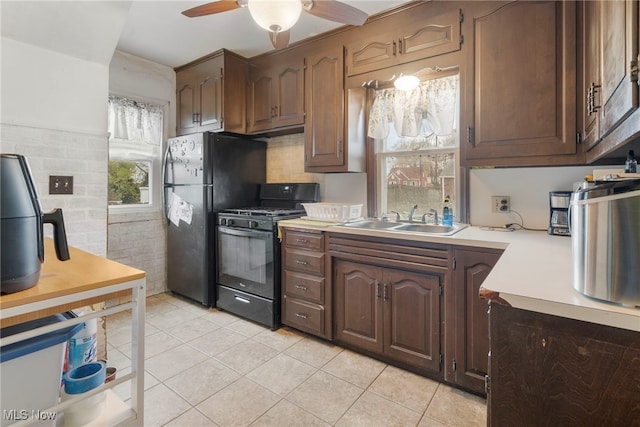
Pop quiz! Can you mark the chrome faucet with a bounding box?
[408,204,419,222]
[422,208,439,224]
[385,211,401,221]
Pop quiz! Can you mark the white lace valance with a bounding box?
[108,96,163,146]
[368,74,459,139]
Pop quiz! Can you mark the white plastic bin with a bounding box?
[0,312,82,426]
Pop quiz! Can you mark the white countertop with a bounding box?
[280,220,640,332]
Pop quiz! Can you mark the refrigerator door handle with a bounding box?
[162,142,173,224]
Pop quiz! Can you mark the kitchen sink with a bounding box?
[394,224,464,236]
[340,220,467,236]
[341,220,404,229]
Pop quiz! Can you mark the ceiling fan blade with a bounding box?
[182,1,241,18]
[270,30,290,49]
[304,0,368,26]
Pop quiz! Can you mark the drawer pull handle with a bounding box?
[295,284,308,291]
[295,260,308,265]
[295,313,308,319]
[234,296,251,304]
[295,239,309,243]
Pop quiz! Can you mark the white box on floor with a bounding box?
[0,313,82,426]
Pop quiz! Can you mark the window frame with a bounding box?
[107,94,168,214]
[367,72,461,221]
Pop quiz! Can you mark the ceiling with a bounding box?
[1,1,411,69]
[118,1,410,68]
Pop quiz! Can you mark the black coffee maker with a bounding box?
[1,154,70,294]
[548,191,572,236]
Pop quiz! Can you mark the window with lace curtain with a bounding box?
[107,96,163,207]
[368,73,459,221]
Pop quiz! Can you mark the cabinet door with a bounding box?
[464,1,577,163]
[333,260,383,354]
[582,0,601,150]
[304,46,345,170]
[346,4,461,76]
[247,65,274,133]
[450,249,501,394]
[396,7,462,66]
[176,79,197,136]
[599,0,639,137]
[197,71,223,132]
[384,268,442,374]
[274,57,305,128]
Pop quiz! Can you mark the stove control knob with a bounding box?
[249,221,259,229]
[219,218,227,226]
[226,219,234,227]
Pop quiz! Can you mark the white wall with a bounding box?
[1,37,110,255]
[107,50,176,295]
[469,166,615,229]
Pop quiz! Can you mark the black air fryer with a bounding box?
[1,154,70,294]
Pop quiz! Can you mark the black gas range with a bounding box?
[218,207,306,231]
[216,183,319,329]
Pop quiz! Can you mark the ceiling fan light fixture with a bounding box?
[394,75,420,91]
[248,0,302,33]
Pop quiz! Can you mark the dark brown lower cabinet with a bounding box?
[330,234,449,378]
[334,260,442,374]
[488,303,640,426]
[448,248,502,394]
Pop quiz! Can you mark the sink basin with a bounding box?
[393,223,463,235]
[342,220,403,229]
[339,220,467,236]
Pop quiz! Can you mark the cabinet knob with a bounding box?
[295,284,308,291]
[295,313,308,319]
[295,239,309,243]
[295,260,308,265]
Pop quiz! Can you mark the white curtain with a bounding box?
[108,96,163,146]
[368,74,459,139]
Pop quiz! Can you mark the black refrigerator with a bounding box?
[163,132,266,306]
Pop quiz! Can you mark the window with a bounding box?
[369,73,459,222]
[107,96,163,208]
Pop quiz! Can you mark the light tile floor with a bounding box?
[107,292,486,427]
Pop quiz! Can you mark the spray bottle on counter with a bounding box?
[625,150,637,173]
[442,195,453,226]
[66,309,98,372]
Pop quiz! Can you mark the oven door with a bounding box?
[217,225,275,299]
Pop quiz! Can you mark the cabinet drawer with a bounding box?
[283,297,325,336]
[284,271,324,304]
[284,249,325,275]
[284,231,324,251]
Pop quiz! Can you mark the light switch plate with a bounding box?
[49,175,73,195]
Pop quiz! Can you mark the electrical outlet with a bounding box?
[491,196,510,213]
[49,175,73,195]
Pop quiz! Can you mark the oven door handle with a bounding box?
[218,226,272,239]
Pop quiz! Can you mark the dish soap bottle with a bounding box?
[442,195,453,226]
[625,150,637,173]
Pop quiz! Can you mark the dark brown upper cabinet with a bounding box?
[582,0,639,161]
[247,50,305,134]
[304,42,366,173]
[462,1,579,167]
[175,49,247,136]
[345,3,462,77]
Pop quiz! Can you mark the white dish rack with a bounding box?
[302,203,363,222]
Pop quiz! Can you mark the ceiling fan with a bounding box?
[182,0,369,49]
